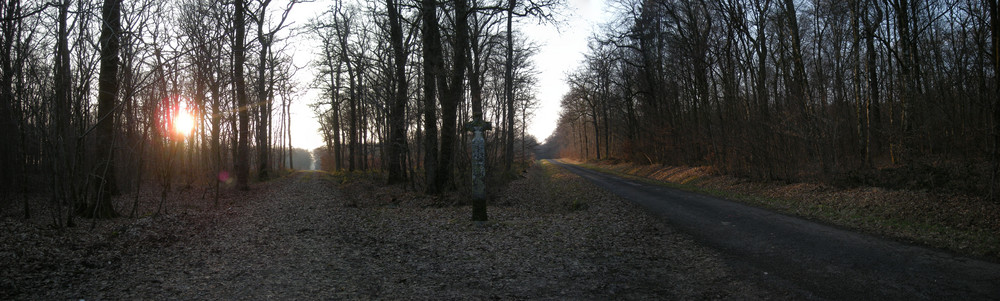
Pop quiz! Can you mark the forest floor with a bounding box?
[571,160,1000,262]
[1,162,785,299]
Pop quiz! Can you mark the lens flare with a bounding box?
[174,101,195,137]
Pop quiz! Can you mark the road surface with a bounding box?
[549,159,1000,300]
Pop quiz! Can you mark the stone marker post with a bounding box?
[466,120,491,222]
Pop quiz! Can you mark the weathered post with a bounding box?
[466,120,491,222]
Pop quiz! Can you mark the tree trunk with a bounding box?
[988,0,999,200]
[286,96,294,169]
[468,15,484,122]
[335,14,359,172]
[591,105,600,160]
[755,0,771,119]
[421,0,441,193]
[256,18,270,181]
[435,0,470,192]
[56,0,71,199]
[326,40,344,171]
[864,0,882,167]
[892,0,916,161]
[88,0,122,218]
[0,0,19,201]
[386,0,408,184]
[53,0,76,227]
[783,0,809,118]
[234,0,250,190]
[504,0,515,172]
[211,73,221,206]
[348,64,358,171]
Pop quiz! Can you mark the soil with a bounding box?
[1,164,779,299]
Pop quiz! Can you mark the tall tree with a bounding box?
[989,0,999,199]
[889,0,918,161]
[0,0,21,203]
[436,0,471,191]
[255,0,274,181]
[386,0,408,184]
[331,6,361,171]
[88,0,122,218]
[52,0,76,227]
[253,0,295,181]
[421,0,441,193]
[503,0,515,172]
[234,0,250,190]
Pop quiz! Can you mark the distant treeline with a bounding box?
[309,0,556,194]
[542,0,1000,196]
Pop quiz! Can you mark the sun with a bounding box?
[174,101,195,137]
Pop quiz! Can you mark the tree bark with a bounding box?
[386,0,408,184]
[234,0,250,190]
[891,0,916,161]
[256,4,271,181]
[864,0,882,167]
[754,0,770,118]
[435,0,470,192]
[0,0,20,201]
[782,0,809,118]
[327,39,344,170]
[988,0,999,200]
[421,0,441,193]
[504,0,515,172]
[88,0,121,218]
[333,10,359,172]
[53,0,76,227]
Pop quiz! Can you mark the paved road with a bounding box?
[550,160,1000,300]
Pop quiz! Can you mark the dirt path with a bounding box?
[5,166,787,299]
[93,171,355,299]
[551,159,1000,300]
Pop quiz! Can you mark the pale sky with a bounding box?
[282,0,612,151]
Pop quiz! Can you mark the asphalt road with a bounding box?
[549,159,1000,300]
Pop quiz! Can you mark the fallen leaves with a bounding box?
[1,167,783,299]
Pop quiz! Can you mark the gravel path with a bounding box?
[4,164,782,299]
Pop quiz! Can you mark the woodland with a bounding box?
[540,0,1000,199]
[1,0,999,298]
[0,0,554,225]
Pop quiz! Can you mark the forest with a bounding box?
[0,0,554,226]
[540,0,1000,198]
[3,0,1000,298]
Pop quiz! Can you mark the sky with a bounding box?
[281,0,613,151]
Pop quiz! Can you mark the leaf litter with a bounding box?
[1,165,785,299]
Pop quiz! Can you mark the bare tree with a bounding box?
[0,0,23,212]
[989,0,999,199]
[544,0,999,195]
[434,0,471,191]
[252,0,296,181]
[234,0,250,190]
[52,0,77,227]
[87,0,122,218]
[420,0,443,193]
[386,0,409,184]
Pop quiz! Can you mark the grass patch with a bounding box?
[537,160,591,212]
[564,160,1000,261]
